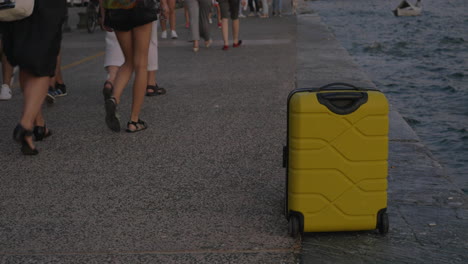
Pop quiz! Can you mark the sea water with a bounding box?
[307,0,468,192]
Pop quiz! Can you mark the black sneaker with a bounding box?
[45,87,56,104]
[55,83,67,97]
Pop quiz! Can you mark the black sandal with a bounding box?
[103,81,113,101]
[146,85,166,96]
[126,119,148,133]
[33,125,52,141]
[13,124,38,155]
[105,97,121,132]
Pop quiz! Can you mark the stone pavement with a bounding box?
[0,1,466,263]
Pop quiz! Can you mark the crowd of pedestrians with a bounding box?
[0,0,288,155]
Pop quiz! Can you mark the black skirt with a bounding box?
[1,0,66,77]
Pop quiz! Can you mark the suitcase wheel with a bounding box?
[378,211,389,235]
[288,214,301,238]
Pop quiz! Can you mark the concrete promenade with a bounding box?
[0,1,466,263]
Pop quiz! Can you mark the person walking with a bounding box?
[160,0,178,39]
[186,0,213,52]
[272,0,281,16]
[100,0,158,133]
[2,0,66,155]
[259,0,269,18]
[103,21,166,98]
[0,41,16,101]
[218,0,246,50]
[247,0,259,16]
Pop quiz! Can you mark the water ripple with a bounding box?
[310,0,468,190]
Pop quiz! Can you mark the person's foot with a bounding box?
[0,84,12,100]
[13,124,38,155]
[103,80,113,101]
[33,125,52,141]
[205,39,213,48]
[217,22,222,28]
[161,30,167,39]
[222,45,229,51]
[45,87,56,104]
[233,40,243,48]
[146,84,166,96]
[209,18,213,24]
[126,119,148,133]
[248,12,255,17]
[170,30,178,39]
[185,22,190,28]
[239,14,246,18]
[105,97,120,132]
[54,82,67,97]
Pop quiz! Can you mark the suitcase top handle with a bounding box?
[317,92,368,115]
[319,82,363,91]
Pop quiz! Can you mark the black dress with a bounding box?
[2,0,67,77]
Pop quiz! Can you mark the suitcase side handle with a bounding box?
[319,82,363,91]
[317,92,368,115]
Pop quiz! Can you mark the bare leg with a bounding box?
[160,17,167,33]
[168,0,176,31]
[55,51,64,85]
[105,65,119,85]
[1,52,14,86]
[112,30,134,103]
[49,51,62,87]
[18,70,49,149]
[232,19,240,44]
[147,70,156,86]
[184,4,190,27]
[130,23,152,123]
[222,18,229,46]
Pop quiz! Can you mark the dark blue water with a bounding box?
[307,0,468,191]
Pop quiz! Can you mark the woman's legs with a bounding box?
[105,66,119,85]
[261,0,268,16]
[248,0,254,13]
[111,30,134,104]
[221,18,229,46]
[1,52,14,87]
[18,69,49,149]
[184,3,190,28]
[232,18,240,44]
[167,0,177,37]
[199,0,212,42]
[187,0,200,48]
[129,23,152,123]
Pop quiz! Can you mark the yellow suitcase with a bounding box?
[284,83,389,237]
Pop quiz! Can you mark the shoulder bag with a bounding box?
[0,0,34,22]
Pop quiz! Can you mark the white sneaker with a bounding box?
[161,30,167,39]
[0,84,12,100]
[170,30,178,39]
[209,18,213,24]
[239,13,246,18]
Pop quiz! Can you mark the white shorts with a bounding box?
[104,21,158,71]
